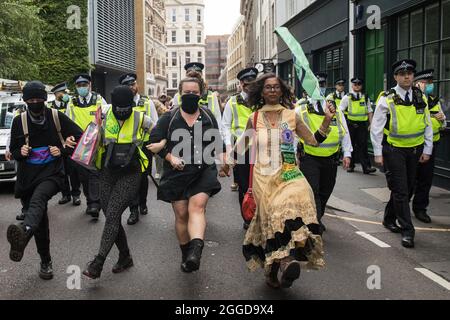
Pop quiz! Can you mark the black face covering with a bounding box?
[111,85,135,120]
[27,102,46,115]
[181,94,201,114]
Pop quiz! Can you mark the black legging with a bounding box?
[97,164,141,258]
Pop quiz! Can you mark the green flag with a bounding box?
[275,27,323,100]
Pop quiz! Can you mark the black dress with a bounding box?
[149,107,225,203]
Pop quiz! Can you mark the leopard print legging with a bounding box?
[97,164,142,258]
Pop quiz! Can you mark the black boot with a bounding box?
[39,258,54,280]
[414,210,432,224]
[180,243,191,273]
[16,211,25,221]
[72,196,81,206]
[7,223,33,262]
[139,205,148,216]
[127,208,139,225]
[58,195,71,205]
[86,207,100,220]
[112,251,134,274]
[83,255,105,279]
[185,239,204,272]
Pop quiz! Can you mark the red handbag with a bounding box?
[242,111,259,222]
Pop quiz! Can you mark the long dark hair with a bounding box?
[247,73,296,111]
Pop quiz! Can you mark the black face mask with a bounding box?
[27,102,46,115]
[181,94,200,114]
[113,105,133,121]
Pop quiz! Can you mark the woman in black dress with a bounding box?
[149,77,230,273]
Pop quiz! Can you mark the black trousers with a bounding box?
[74,163,100,209]
[22,180,60,262]
[412,147,437,213]
[348,120,372,170]
[383,144,422,238]
[300,154,338,221]
[61,157,81,197]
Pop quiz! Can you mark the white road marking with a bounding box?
[415,268,450,291]
[356,231,391,248]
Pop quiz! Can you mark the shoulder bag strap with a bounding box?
[248,112,259,192]
[51,108,66,147]
[21,112,29,146]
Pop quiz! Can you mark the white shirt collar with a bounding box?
[134,94,140,105]
[54,100,61,107]
[394,85,412,100]
[80,92,92,104]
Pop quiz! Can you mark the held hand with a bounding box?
[342,157,351,170]
[419,154,431,164]
[147,139,167,153]
[5,151,12,161]
[169,154,185,171]
[21,145,31,157]
[324,102,336,123]
[49,146,61,157]
[435,112,445,122]
[374,156,384,166]
[65,136,77,149]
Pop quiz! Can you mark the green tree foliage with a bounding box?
[35,0,91,86]
[0,0,46,80]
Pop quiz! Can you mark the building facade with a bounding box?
[165,0,206,97]
[88,0,137,100]
[205,35,229,93]
[227,16,245,94]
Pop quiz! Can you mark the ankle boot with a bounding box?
[127,208,139,225]
[265,262,281,289]
[185,239,204,272]
[280,257,301,289]
[180,243,191,273]
[112,251,134,274]
[39,261,54,280]
[83,255,105,279]
[7,223,33,262]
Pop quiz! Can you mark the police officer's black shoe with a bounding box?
[347,167,355,173]
[16,212,25,221]
[382,221,402,233]
[363,168,377,174]
[414,210,432,224]
[72,196,81,206]
[185,239,204,272]
[180,243,192,273]
[112,252,134,274]
[139,205,148,216]
[401,236,415,249]
[7,223,33,262]
[83,255,105,279]
[39,261,54,280]
[127,208,139,225]
[243,221,250,230]
[58,195,71,205]
[86,207,100,220]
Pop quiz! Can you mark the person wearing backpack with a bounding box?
[149,77,230,274]
[6,81,83,280]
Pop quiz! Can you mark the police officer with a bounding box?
[49,83,81,206]
[326,79,346,109]
[340,78,376,174]
[412,69,446,223]
[371,59,434,248]
[118,73,159,225]
[66,73,108,219]
[222,67,258,229]
[297,96,352,234]
[172,62,223,136]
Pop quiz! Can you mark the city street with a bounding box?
[1,168,449,300]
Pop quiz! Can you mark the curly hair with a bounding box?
[247,73,296,111]
[186,70,207,94]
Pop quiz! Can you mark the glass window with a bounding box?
[172,52,177,67]
[398,14,409,49]
[444,0,450,39]
[172,9,176,22]
[197,31,202,43]
[442,40,450,80]
[185,30,190,43]
[198,51,202,63]
[172,31,176,43]
[185,51,191,64]
[397,49,409,60]
[425,43,440,73]
[441,81,450,118]
[172,73,178,89]
[410,10,424,46]
[185,8,190,22]
[425,4,440,42]
[410,47,423,70]
[197,9,202,22]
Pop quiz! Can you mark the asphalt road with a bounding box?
[0,174,449,300]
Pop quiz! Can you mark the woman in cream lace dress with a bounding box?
[236,74,336,289]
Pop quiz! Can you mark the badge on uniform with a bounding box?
[416,108,425,115]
